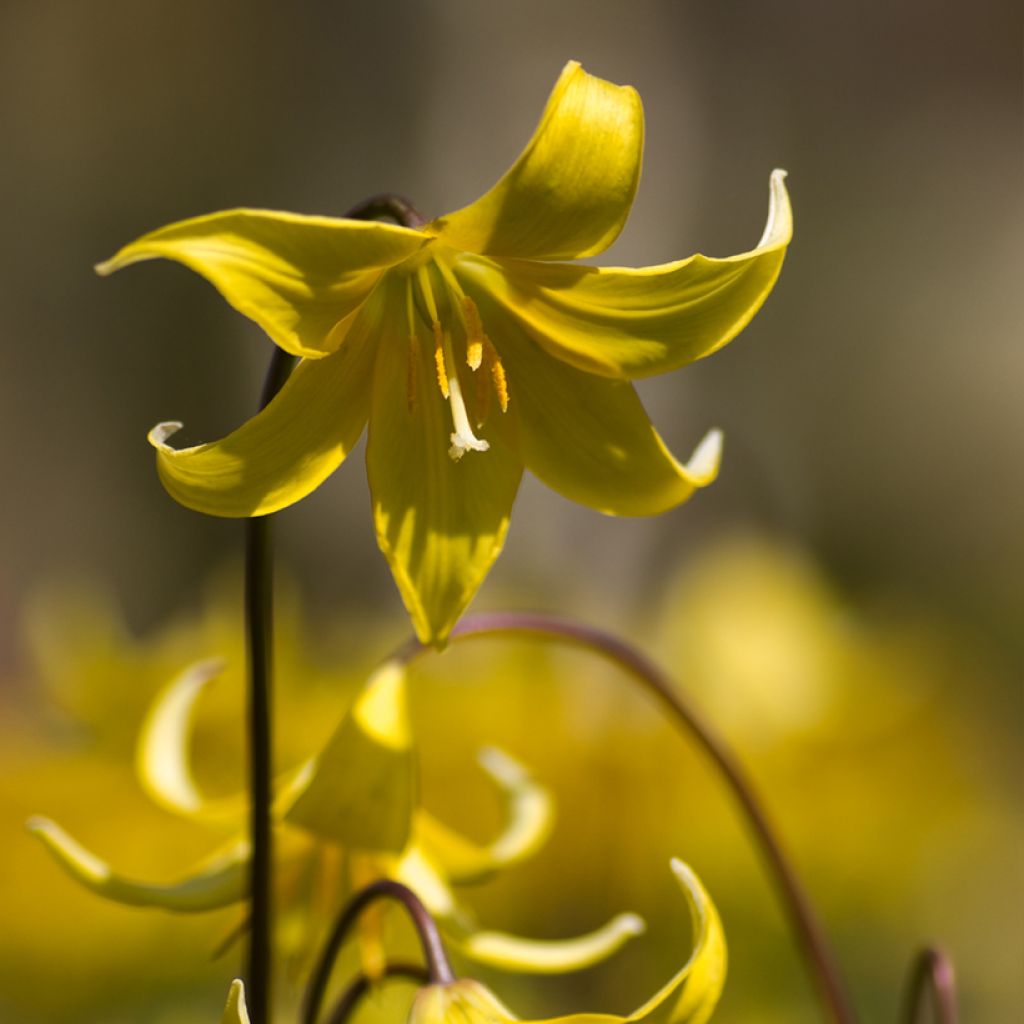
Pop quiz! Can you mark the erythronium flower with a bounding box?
[97,60,792,645]
[29,659,643,974]
[220,860,725,1024]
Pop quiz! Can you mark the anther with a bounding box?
[484,338,510,413]
[462,297,485,370]
[432,322,450,399]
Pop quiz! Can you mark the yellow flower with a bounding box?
[219,859,725,1024]
[29,659,643,975]
[98,60,792,645]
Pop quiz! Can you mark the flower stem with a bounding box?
[900,947,957,1024]
[302,880,454,1024]
[344,193,427,228]
[394,611,858,1024]
[244,193,426,1024]
[244,346,297,1024]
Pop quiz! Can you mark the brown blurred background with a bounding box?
[0,1,1020,1022]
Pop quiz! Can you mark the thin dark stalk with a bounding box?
[244,346,297,1024]
[243,192,425,1024]
[392,611,857,1024]
[324,962,431,1024]
[900,947,957,1024]
[302,879,454,1024]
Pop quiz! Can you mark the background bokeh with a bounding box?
[0,2,1020,1022]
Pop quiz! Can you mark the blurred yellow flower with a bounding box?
[30,658,643,976]
[220,860,724,1024]
[97,60,792,645]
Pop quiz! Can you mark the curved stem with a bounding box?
[302,879,454,1024]
[324,962,431,1024]
[344,193,427,228]
[393,611,857,1024]
[900,947,957,1024]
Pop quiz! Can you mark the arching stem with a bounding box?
[392,611,858,1024]
[302,880,454,1024]
[900,947,957,1024]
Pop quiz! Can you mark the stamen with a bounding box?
[484,337,510,413]
[432,322,450,399]
[462,297,484,370]
[475,356,491,428]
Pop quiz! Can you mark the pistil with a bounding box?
[415,264,489,461]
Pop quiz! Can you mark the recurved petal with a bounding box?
[97,210,427,357]
[136,658,245,826]
[461,170,791,379]
[414,747,553,884]
[148,280,382,517]
[410,862,723,1024]
[475,292,721,516]
[411,864,724,1024]
[621,861,726,1024]
[367,288,522,646]
[452,913,646,974]
[283,660,415,853]
[27,817,248,912]
[430,61,643,261]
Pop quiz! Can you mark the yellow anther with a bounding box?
[433,321,450,399]
[462,297,485,370]
[484,337,510,412]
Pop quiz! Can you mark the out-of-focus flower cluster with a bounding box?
[2,536,1020,1022]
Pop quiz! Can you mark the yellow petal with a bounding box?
[452,913,645,974]
[221,981,250,1024]
[431,61,643,261]
[473,291,720,516]
[415,747,554,884]
[624,860,726,1024]
[148,279,383,517]
[409,862,724,1024]
[26,817,248,912]
[135,658,245,826]
[461,171,791,379]
[366,281,522,646]
[97,210,426,357]
[283,660,415,853]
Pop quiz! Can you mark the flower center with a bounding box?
[405,256,509,461]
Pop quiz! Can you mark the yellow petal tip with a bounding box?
[685,429,723,483]
[615,911,647,937]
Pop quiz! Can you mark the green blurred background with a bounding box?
[0,2,1020,1022]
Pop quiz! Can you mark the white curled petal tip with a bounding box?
[758,169,793,249]
[148,421,186,450]
[476,745,529,786]
[684,429,723,484]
